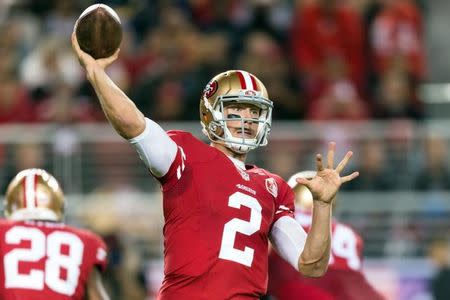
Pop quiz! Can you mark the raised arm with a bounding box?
[71,31,144,139]
[270,142,358,277]
[296,142,358,277]
[71,31,177,177]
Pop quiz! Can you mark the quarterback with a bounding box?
[0,169,109,300]
[71,31,358,299]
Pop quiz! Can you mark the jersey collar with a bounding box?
[227,155,246,170]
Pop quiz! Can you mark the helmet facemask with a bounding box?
[203,91,273,153]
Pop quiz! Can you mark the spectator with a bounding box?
[43,0,79,39]
[290,0,365,98]
[19,37,82,102]
[238,31,301,119]
[375,68,423,119]
[428,238,450,300]
[344,138,393,190]
[307,79,370,120]
[384,217,422,257]
[414,135,450,191]
[370,0,426,80]
[0,50,35,123]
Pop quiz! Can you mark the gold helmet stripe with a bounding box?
[24,173,38,209]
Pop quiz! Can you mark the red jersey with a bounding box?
[268,211,384,300]
[296,211,364,271]
[157,131,295,300]
[0,219,107,300]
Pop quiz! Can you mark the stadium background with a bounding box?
[0,0,449,299]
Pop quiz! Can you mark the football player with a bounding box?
[0,169,109,300]
[71,31,359,299]
[267,171,385,300]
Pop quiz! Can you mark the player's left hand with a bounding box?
[295,142,359,205]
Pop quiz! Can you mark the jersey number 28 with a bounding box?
[4,226,84,296]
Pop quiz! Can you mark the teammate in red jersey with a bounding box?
[71,29,359,299]
[268,170,385,300]
[0,169,109,300]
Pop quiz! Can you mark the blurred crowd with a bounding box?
[0,0,427,124]
[1,1,449,299]
[0,0,440,190]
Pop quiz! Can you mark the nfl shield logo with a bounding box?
[265,178,278,198]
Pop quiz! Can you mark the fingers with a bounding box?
[110,48,120,62]
[71,31,80,51]
[340,171,359,183]
[295,177,311,189]
[98,48,120,69]
[327,141,335,169]
[316,153,324,172]
[335,151,353,173]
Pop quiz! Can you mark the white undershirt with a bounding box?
[227,155,246,170]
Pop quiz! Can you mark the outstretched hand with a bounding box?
[295,142,359,205]
[71,31,119,71]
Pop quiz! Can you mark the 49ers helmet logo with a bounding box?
[203,80,218,98]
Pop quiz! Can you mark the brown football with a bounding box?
[75,4,122,59]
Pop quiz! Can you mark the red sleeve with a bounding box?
[90,234,108,272]
[158,130,188,191]
[159,130,216,191]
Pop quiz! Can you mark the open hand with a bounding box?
[295,142,359,205]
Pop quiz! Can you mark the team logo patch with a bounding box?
[265,178,278,198]
[203,80,218,98]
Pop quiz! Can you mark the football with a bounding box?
[75,4,122,59]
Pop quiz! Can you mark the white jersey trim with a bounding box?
[270,215,307,270]
[128,118,178,178]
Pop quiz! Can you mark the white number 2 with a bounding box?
[219,192,262,267]
[4,226,84,296]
